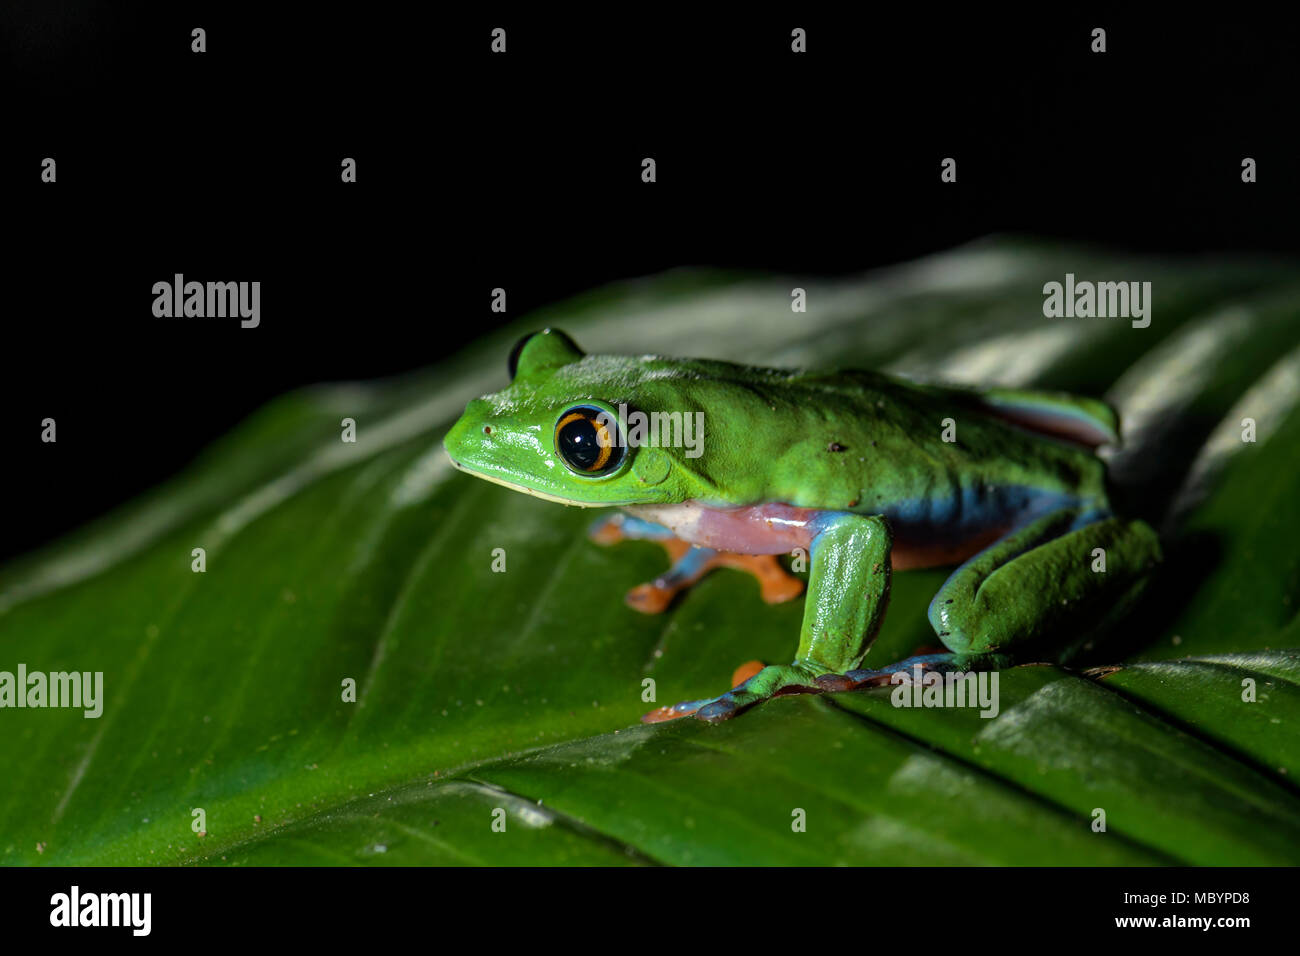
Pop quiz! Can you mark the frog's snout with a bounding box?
[445,398,510,473]
[442,405,482,464]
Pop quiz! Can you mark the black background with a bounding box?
[0,864,1280,940]
[3,3,1297,561]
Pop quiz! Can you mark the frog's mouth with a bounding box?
[445,454,612,508]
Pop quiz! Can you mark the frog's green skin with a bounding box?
[443,329,1162,722]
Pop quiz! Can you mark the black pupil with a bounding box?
[559,415,604,470]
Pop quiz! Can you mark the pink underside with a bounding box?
[623,502,1001,570]
[638,502,818,554]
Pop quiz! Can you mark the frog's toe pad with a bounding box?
[640,689,752,725]
[696,699,741,723]
[640,662,767,724]
[644,691,749,725]
[625,582,677,614]
[641,699,706,723]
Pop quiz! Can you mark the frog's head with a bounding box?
[443,329,711,507]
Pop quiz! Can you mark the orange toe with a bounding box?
[641,703,700,723]
[731,659,765,688]
[717,553,805,604]
[625,583,675,614]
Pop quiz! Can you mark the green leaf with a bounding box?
[3,238,1298,865]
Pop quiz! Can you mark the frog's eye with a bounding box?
[554,405,625,477]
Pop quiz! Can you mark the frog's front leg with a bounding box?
[645,513,892,723]
[589,513,803,614]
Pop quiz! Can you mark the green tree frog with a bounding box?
[443,329,1161,723]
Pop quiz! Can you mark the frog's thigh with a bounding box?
[929,508,1161,655]
[795,513,893,674]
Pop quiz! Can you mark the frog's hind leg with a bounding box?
[926,506,1162,660]
[819,508,1161,695]
[589,513,804,614]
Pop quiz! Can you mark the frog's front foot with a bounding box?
[642,663,822,724]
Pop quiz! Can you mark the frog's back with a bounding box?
[588,354,1115,523]
[665,362,1116,523]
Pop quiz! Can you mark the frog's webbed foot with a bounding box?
[589,514,804,614]
[642,662,822,724]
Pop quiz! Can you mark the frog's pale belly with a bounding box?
[626,502,817,555]
[624,500,1021,570]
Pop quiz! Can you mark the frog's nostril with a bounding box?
[483,425,493,435]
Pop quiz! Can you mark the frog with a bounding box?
[443,328,1162,723]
